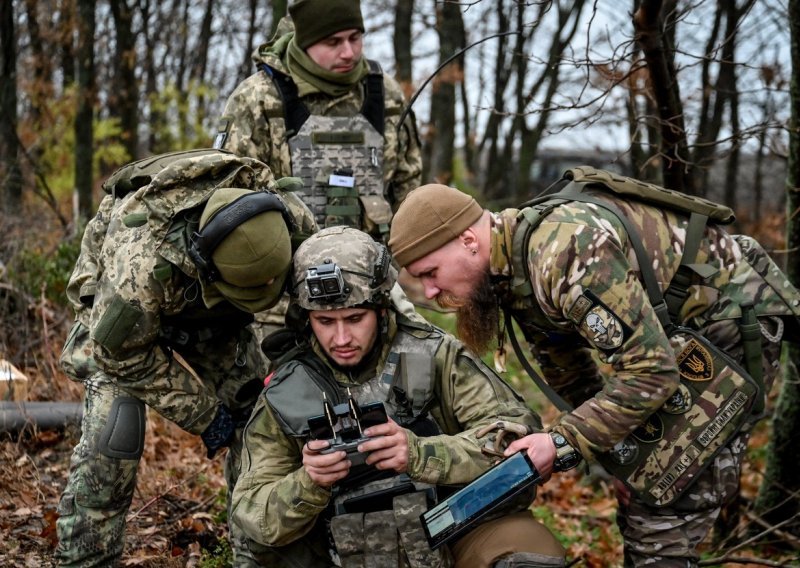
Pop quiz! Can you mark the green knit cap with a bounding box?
[388,184,483,267]
[198,188,292,313]
[289,0,364,49]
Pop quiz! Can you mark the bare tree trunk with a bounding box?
[23,0,53,127]
[109,0,139,160]
[58,0,76,89]
[515,0,585,198]
[424,0,465,185]
[633,0,695,193]
[479,0,514,201]
[393,0,414,100]
[0,0,22,211]
[238,0,260,85]
[190,0,215,133]
[754,0,800,539]
[75,0,96,223]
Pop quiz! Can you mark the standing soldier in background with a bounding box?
[54,150,315,567]
[214,0,424,340]
[215,0,421,237]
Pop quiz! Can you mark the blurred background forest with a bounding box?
[1,0,800,566]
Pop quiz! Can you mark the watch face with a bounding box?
[552,433,567,446]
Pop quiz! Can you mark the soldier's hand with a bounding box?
[302,439,350,488]
[504,432,556,481]
[359,417,409,473]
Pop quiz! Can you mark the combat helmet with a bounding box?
[292,226,396,310]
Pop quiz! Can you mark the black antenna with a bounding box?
[396,31,520,132]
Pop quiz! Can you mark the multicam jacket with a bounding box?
[61,151,316,434]
[216,20,422,237]
[490,193,800,462]
[231,306,539,563]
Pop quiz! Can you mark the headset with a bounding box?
[188,191,295,283]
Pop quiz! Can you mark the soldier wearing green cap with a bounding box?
[388,176,800,567]
[230,226,567,568]
[54,150,316,567]
[214,0,421,238]
[214,0,425,349]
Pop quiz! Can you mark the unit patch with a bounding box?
[632,414,664,443]
[574,290,631,352]
[677,339,714,381]
[662,384,693,415]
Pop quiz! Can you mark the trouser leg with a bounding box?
[616,433,749,568]
[450,512,565,568]
[55,376,145,567]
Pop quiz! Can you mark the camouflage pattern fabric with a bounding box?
[55,151,311,566]
[216,20,422,228]
[487,191,800,566]
[231,304,549,566]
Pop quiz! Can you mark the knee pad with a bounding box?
[493,552,566,568]
[99,396,146,459]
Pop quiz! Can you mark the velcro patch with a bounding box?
[677,339,714,381]
[574,290,631,352]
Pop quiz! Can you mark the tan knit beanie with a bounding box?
[388,184,483,267]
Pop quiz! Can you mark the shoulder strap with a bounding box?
[260,60,386,137]
[362,59,385,135]
[259,63,311,136]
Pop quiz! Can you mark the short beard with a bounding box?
[440,271,499,355]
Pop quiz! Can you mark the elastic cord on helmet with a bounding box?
[189,191,294,283]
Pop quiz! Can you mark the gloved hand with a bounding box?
[201,405,236,459]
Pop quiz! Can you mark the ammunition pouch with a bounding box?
[330,477,451,568]
[599,326,761,507]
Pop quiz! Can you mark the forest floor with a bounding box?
[1,208,798,567]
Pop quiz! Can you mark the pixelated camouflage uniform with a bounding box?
[55,151,315,567]
[231,304,554,567]
[215,17,424,339]
[216,17,422,233]
[489,190,800,567]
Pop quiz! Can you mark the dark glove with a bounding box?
[201,405,236,459]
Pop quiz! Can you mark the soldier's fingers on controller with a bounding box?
[305,440,331,452]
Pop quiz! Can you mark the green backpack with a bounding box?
[507,166,765,507]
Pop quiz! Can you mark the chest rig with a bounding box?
[505,166,767,507]
[263,317,452,567]
[261,60,392,237]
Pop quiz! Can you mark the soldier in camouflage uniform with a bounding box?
[231,227,566,568]
[55,150,316,567]
[215,0,421,233]
[214,0,426,339]
[388,181,800,567]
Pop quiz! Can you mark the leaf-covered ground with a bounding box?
[1,209,797,566]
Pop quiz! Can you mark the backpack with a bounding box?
[506,166,765,507]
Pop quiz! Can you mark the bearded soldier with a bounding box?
[388,174,800,567]
[231,227,566,568]
[55,150,316,567]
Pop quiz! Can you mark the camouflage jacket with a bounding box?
[62,152,315,434]
[231,306,539,551]
[216,20,422,217]
[490,193,800,461]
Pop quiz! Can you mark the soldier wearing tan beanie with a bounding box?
[388,173,800,567]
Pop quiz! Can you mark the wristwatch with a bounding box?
[549,431,582,472]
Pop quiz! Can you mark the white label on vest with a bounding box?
[329,174,355,188]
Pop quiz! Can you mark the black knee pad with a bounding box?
[99,396,146,459]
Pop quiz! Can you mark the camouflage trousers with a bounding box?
[54,374,251,567]
[616,317,784,567]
